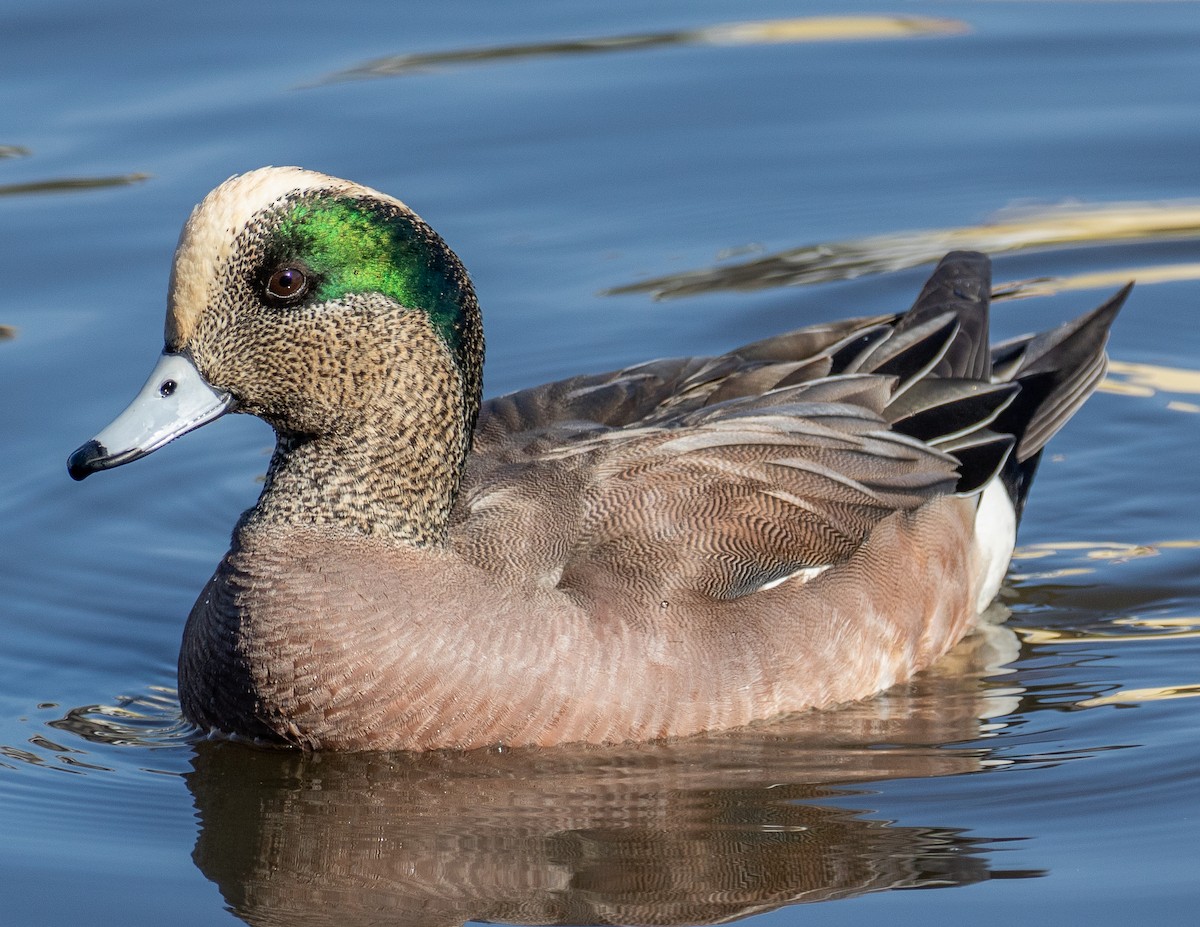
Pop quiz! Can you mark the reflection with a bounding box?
[189,747,1013,927]
[605,201,1200,299]
[0,689,193,774]
[47,686,193,748]
[995,262,1200,300]
[1,146,24,338]
[0,740,101,774]
[0,172,150,198]
[1014,621,1200,645]
[1079,683,1200,707]
[185,621,1038,927]
[1101,360,1200,414]
[316,16,967,83]
[1004,539,1200,712]
[1011,603,1200,655]
[1013,538,1200,581]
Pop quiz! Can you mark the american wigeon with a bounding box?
[68,167,1127,750]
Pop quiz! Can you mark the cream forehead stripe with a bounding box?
[164,167,408,346]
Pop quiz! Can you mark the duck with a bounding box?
[67,167,1127,751]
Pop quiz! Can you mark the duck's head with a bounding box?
[68,167,482,484]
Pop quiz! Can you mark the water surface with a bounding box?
[2,2,1198,925]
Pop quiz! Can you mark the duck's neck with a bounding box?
[244,391,474,548]
[237,279,485,546]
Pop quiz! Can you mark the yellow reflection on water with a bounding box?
[1015,624,1200,645]
[608,200,1200,299]
[1115,615,1200,630]
[1100,360,1200,413]
[1010,537,1200,647]
[317,15,967,83]
[1078,684,1200,707]
[1014,541,1161,564]
[1013,611,1200,649]
[997,263,1200,300]
[1012,539,1200,579]
[701,16,968,45]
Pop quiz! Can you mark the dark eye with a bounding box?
[264,263,310,305]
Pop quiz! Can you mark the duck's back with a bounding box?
[451,252,1124,617]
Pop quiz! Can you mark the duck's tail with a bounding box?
[989,281,1130,518]
[881,250,1129,519]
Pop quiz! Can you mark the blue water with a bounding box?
[3,1,1199,924]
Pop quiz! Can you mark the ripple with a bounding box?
[0,172,151,198]
[0,688,195,776]
[1012,538,1200,579]
[605,200,1200,299]
[1014,619,1200,645]
[1078,683,1200,707]
[313,15,967,84]
[1100,360,1200,415]
[47,687,195,748]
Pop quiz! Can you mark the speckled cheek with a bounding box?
[186,306,349,432]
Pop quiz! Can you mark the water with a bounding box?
[2,1,1199,924]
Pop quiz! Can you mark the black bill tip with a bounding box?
[67,439,108,481]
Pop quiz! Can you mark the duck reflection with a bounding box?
[186,622,1036,927]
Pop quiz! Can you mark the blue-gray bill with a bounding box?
[68,352,233,481]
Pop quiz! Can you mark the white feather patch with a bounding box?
[758,564,831,592]
[971,476,1017,614]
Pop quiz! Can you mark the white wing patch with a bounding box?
[758,564,831,592]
